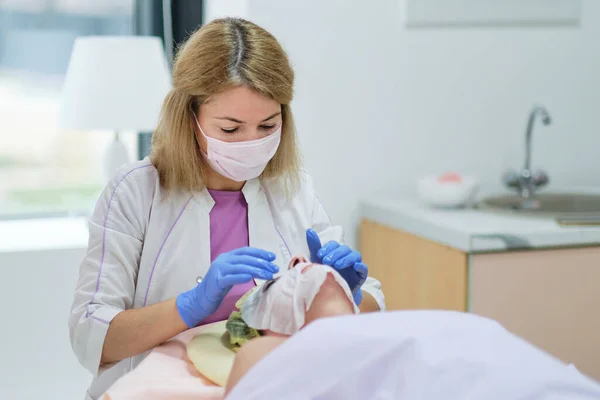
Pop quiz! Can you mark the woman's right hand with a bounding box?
[176,247,279,328]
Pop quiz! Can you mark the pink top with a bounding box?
[199,189,256,326]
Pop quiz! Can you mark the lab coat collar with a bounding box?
[245,177,287,285]
[191,177,262,210]
[191,177,279,287]
[192,188,215,212]
[241,178,261,205]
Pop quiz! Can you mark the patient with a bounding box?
[225,312,600,400]
[102,254,358,400]
[104,254,600,399]
[224,255,359,396]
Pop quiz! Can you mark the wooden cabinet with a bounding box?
[360,219,600,381]
[360,219,468,311]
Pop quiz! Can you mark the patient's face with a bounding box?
[239,255,358,336]
[289,255,355,324]
[304,268,356,326]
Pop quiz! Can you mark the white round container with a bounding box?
[417,174,479,208]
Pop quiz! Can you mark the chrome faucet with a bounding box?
[503,105,552,198]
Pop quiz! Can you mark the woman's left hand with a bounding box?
[306,229,368,305]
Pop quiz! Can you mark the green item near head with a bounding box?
[225,311,260,351]
[225,287,261,351]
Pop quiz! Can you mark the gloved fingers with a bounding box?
[229,247,276,261]
[226,255,279,273]
[322,244,351,266]
[306,229,323,263]
[317,240,340,261]
[218,273,254,288]
[220,263,276,280]
[354,262,369,281]
[333,251,362,269]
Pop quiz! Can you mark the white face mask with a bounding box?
[195,118,281,182]
[240,259,359,336]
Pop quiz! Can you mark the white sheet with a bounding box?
[227,310,600,399]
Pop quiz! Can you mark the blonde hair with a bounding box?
[151,17,302,194]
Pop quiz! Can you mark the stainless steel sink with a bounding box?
[479,193,600,218]
[482,105,600,221]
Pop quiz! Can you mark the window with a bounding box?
[0,0,136,219]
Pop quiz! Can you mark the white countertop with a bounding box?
[360,197,600,253]
[0,217,89,253]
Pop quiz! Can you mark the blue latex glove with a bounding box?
[306,229,368,305]
[176,247,279,328]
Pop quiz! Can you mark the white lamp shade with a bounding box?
[59,36,172,132]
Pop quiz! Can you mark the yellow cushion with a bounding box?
[187,321,235,387]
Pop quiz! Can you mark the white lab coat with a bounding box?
[69,158,385,399]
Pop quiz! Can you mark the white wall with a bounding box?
[237,0,600,247]
[0,248,91,399]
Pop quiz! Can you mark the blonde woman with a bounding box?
[69,17,385,399]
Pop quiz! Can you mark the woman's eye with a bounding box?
[260,124,276,131]
[221,127,239,134]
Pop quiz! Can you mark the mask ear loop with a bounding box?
[190,107,205,153]
[193,112,210,140]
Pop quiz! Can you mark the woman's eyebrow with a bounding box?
[214,111,280,124]
[261,112,281,122]
[215,116,244,123]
